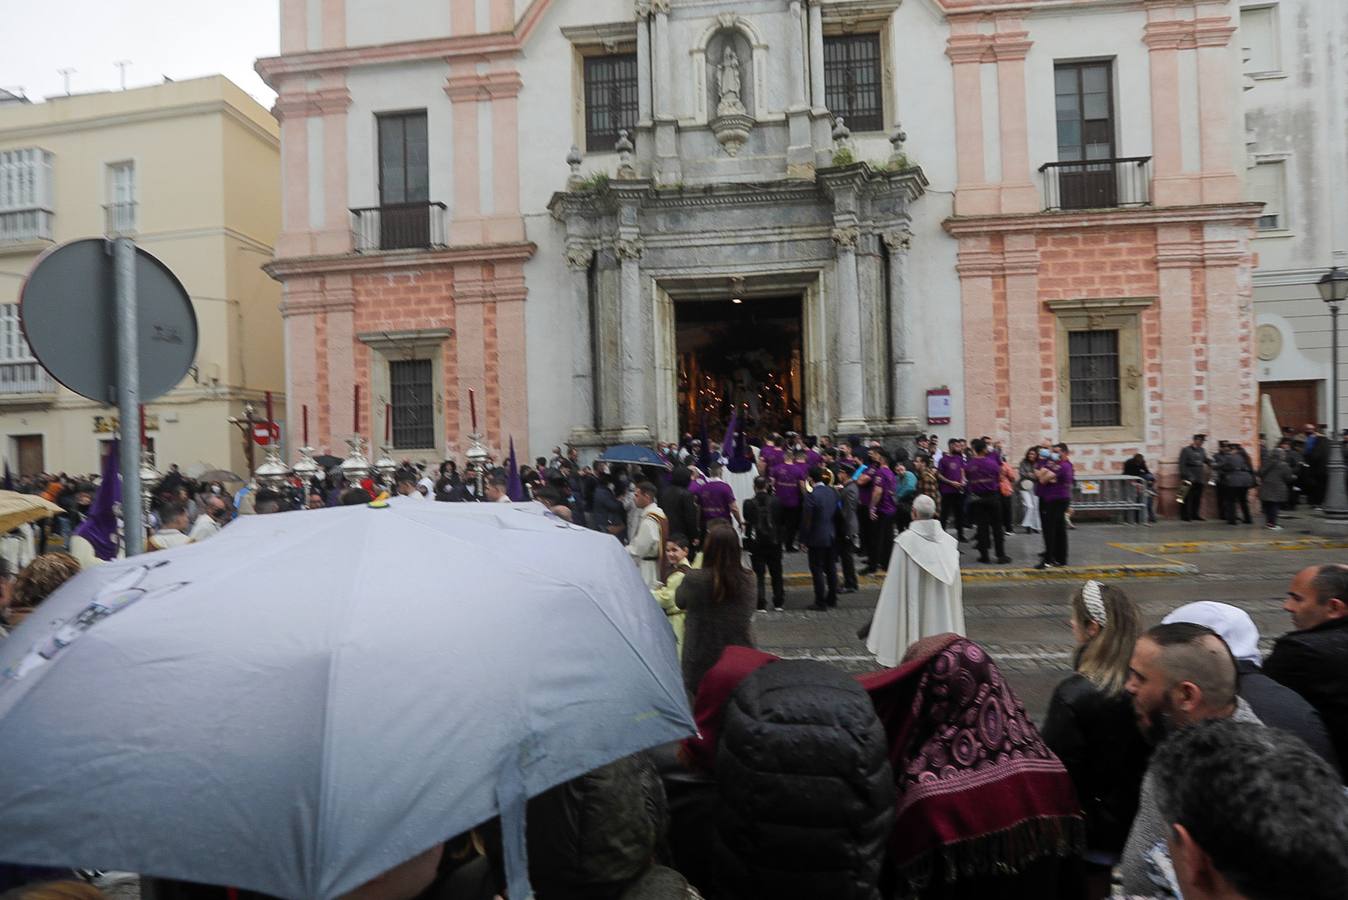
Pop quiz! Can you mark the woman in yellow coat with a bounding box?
[653,533,697,657]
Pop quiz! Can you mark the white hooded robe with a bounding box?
[866,518,965,667]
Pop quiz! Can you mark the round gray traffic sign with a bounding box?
[20,239,198,402]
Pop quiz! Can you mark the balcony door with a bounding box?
[1055,62,1116,210]
[377,111,429,250]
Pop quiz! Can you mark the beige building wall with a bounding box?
[0,76,283,477]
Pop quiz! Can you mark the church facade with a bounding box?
[259,0,1260,504]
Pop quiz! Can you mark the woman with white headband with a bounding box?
[1041,580,1149,900]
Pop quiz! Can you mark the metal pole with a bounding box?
[1325,302,1348,519]
[114,237,144,555]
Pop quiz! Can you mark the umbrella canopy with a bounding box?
[313,455,343,470]
[196,468,246,484]
[596,444,671,470]
[0,490,63,534]
[0,500,693,900]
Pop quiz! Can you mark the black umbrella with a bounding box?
[313,455,342,470]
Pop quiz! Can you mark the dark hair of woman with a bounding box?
[701,523,748,605]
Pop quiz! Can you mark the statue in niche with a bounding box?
[717,46,746,116]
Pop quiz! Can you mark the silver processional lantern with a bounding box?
[340,435,372,485]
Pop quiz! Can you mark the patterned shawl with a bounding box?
[860,634,1083,892]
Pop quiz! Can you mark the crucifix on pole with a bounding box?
[227,402,262,475]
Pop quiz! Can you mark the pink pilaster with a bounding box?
[324,277,357,442]
[487,70,525,244]
[451,0,475,36]
[1004,234,1042,443]
[277,88,311,259]
[446,64,483,245]
[947,21,995,215]
[280,0,306,54]
[318,72,352,255]
[321,0,346,49]
[1195,16,1241,203]
[1157,225,1202,452]
[490,0,513,32]
[496,294,528,450]
[957,237,999,434]
[282,278,321,455]
[455,289,487,441]
[1145,15,1200,207]
[992,23,1037,214]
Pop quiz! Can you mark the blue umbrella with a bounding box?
[0,500,693,899]
[596,444,671,470]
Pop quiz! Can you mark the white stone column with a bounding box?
[636,4,653,122]
[808,0,826,109]
[653,0,673,118]
[884,228,912,419]
[567,244,595,433]
[834,225,865,428]
[788,1,808,110]
[618,237,649,435]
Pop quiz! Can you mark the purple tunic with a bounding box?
[965,456,1002,496]
[1036,459,1075,502]
[806,449,822,469]
[873,466,897,516]
[697,480,736,521]
[760,446,785,469]
[771,462,805,508]
[937,455,966,495]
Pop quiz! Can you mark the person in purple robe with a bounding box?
[936,438,968,542]
[696,463,742,535]
[862,448,898,576]
[1035,443,1075,569]
[770,449,807,553]
[71,439,121,565]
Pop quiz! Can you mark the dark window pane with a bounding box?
[378,111,429,206]
[824,34,885,133]
[1054,62,1114,163]
[584,54,639,152]
[390,359,436,449]
[1067,330,1122,427]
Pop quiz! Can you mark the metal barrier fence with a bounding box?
[1071,474,1149,523]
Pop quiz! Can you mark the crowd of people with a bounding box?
[3,430,1348,900]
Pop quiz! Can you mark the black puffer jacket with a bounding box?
[713,660,895,900]
[1040,673,1151,855]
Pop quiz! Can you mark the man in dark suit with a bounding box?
[799,466,839,611]
[660,466,702,561]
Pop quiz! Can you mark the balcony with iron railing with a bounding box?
[1038,157,1152,212]
[104,201,138,237]
[0,208,54,246]
[351,202,448,252]
[0,361,57,401]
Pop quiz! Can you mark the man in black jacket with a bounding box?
[799,467,839,611]
[660,466,702,561]
[1265,564,1348,779]
[743,476,785,611]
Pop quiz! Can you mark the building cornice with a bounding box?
[264,242,537,281]
[274,87,353,121]
[943,202,1264,236]
[0,99,278,147]
[444,71,524,102]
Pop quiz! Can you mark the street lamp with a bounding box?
[1316,267,1348,521]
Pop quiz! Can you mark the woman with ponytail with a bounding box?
[1042,580,1151,900]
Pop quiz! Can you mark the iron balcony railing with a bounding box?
[1039,156,1152,211]
[0,208,54,244]
[0,361,57,397]
[351,202,448,252]
[104,201,138,236]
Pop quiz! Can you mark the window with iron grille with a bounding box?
[584,54,639,153]
[1068,330,1122,428]
[389,359,435,449]
[824,34,884,133]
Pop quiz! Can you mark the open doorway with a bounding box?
[675,295,803,438]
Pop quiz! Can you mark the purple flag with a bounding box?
[73,440,122,561]
[506,436,526,502]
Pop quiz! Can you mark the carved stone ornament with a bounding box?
[882,228,912,252]
[565,244,594,271]
[615,237,645,260]
[635,0,652,20]
[650,0,671,14]
[832,226,861,249]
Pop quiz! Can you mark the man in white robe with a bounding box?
[866,494,965,667]
[627,481,668,590]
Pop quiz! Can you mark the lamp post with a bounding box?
[1316,266,1348,524]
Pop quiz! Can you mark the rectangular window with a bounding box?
[583,53,639,153]
[824,34,884,133]
[376,111,430,249]
[1248,160,1286,230]
[106,160,136,233]
[1240,5,1279,74]
[1055,62,1115,162]
[1068,330,1122,428]
[389,359,435,449]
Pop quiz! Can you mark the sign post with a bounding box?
[114,238,144,556]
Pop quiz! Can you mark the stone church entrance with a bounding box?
[675,295,804,438]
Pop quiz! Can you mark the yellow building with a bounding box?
[0,76,283,477]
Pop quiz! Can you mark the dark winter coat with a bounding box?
[675,569,756,697]
[1257,456,1296,503]
[713,659,894,900]
[1040,673,1152,855]
[1218,452,1255,489]
[661,483,702,548]
[1265,616,1348,779]
[1237,660,1341,775]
